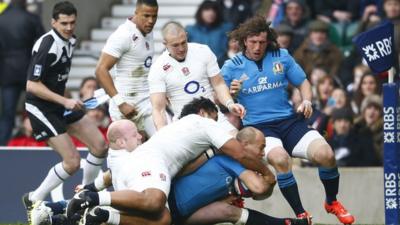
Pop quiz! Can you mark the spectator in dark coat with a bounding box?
[0,0,44,145]
[216,0,253,27]
[294,20,343,79]
[352,95,383,166]
[328,107,379,166]
[278,0,310,52]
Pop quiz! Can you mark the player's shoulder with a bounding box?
[180,114,216,125]
[151,50,170,68]
[223,53,246,68]
[268,48,290,58]
[188,42,212,52]
[39,32,55,45]
[33,31,55,52]
[110,21,135,39]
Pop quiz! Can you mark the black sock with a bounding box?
[320,176,339,204]
[280,184,305,215]
[246,208,286,225]
[318,167,339,204]
[277,172,305,215]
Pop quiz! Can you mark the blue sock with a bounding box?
[277,172,305,215]
[318,167,339,204]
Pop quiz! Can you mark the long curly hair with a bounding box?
[228,15,280,52]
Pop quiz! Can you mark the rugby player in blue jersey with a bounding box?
[220,16,354,224]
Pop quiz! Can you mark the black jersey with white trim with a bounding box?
[26,29,76,111]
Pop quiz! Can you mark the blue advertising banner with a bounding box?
[0,148,106,223]
[383,83,400,225]
[352,20,395,74]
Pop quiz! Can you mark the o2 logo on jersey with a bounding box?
[184,80,204,94]
[144,56,152,68]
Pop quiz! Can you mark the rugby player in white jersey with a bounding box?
[148,22,245,132]
[67,97,273,225]
[95,0,158,138]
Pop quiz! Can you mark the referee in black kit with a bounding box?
[22,1,108,223]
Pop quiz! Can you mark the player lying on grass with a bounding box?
[66,97,274,225]
[32,127,310,225]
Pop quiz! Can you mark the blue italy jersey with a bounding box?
[172,155,245,217]
[221,49,306,125]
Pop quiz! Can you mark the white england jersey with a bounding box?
[103,19,154,131]
[106,114,232,195]
[108,148,170,194]
[131,114,233,177]
[107,148,131,191]
[148,43,220,117]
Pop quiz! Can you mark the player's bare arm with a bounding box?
[220,138,275,179]
[176,152,213,177]
[95,52,138,118]
[26,80,83,111]
[150,92,168,130]
[210,74,246,118]
[296,79,313,118]
[238,170,275,199]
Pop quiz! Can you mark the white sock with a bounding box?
[98,191,111,205]
[82,152,105,185]
[107,210,121,225]
[30,163,70,202]
[235,208,249,225]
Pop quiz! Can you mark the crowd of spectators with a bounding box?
[1,0,397,167]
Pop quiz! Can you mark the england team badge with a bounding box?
[273,61,284,74]
[181,67,190,76]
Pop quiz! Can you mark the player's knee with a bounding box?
[91,140,108,157]
[63,153,81,173]
[219,204,241,221]
[268,150,290,172]
[315,144,336,167]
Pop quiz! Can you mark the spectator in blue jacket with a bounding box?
[186,0,233,66]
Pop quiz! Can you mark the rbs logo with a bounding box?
[362,37,392,62]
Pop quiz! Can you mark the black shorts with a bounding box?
[251,114,313,155]
[25,103,85,141]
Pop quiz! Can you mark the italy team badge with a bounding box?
[273,62,284,74]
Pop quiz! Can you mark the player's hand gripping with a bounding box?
[119,102,138,119]
[296,100,313,118]
[75,183,99,193]
[229,79,243,97]
[64,98,84,111]
[66,190,100,219]
[227,102,246,119]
